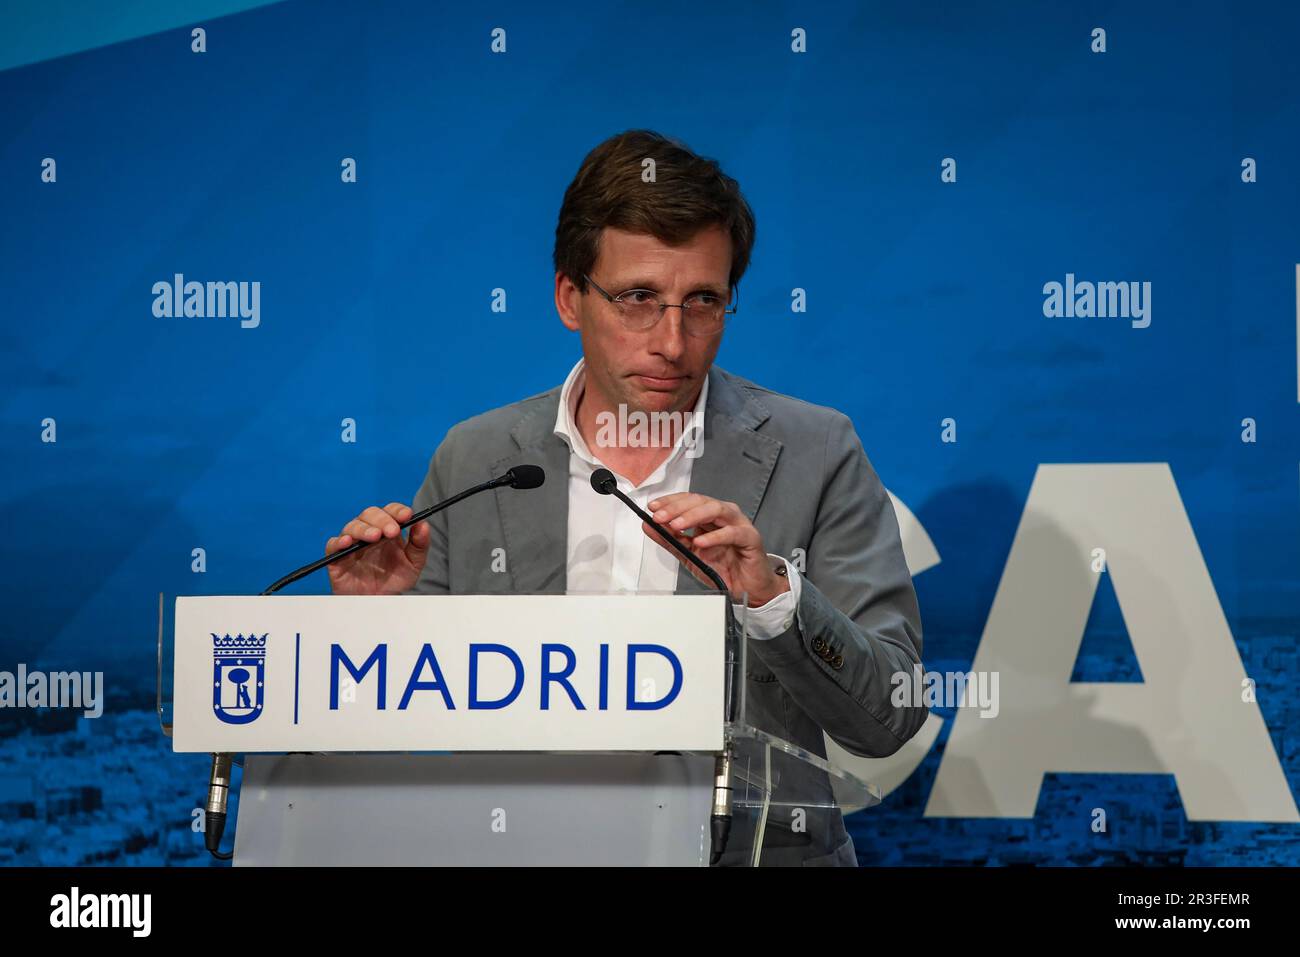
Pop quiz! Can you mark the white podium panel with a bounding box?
[172,593,726,753]
[234,752,715,866]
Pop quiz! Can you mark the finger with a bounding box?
[405,519,431,564]
[384,502,413,525]
[647,493,708,523]
[665,500,739,532]
[410,519,430,546]
[347,506,397,542]
[327,532,358,554]
[361,505,402,538]
[343,517,384,542]
[647,492,693,513]
[690,524,758,550]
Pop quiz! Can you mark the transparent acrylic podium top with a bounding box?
[722,720,879,813]
[721,597,880,814]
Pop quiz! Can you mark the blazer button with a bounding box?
[830,653,845,669]
[811,638,826,653]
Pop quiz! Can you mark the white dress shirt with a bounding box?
[551,358,801,639]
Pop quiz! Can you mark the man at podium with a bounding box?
[324,129,926,866]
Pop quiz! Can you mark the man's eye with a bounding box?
[621,290,656,304]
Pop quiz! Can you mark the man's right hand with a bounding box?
[326,503,431,595]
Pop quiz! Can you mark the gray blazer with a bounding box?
[404,364,926,865]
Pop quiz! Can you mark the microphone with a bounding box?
[501,464,545,489]
[589,466,738,865]
[260,465,545,595]
[589,468,727,594]
[203,465,546,861]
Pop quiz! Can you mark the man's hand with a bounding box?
[644,492,790,606]
[325,503,430,595]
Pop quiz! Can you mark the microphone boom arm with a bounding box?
[261,466,541,595]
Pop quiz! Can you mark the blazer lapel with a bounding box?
[675,367,783,594]
[489,390,570,594]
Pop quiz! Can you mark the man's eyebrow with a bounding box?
[615,278,730,296]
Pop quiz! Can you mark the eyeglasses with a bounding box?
[583,274,737,337]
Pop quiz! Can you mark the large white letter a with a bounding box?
[926,464,1297,823]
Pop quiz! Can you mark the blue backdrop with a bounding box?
[1,0,1296,865]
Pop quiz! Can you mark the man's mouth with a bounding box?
[632,373,687,390]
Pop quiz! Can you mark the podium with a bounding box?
[158,593,879,865]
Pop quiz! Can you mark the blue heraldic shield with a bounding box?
[212,633,268,725]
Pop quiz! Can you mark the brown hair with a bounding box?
[553,129,756,295]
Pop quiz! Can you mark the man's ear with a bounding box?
[555,272,582,332]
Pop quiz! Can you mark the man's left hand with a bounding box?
[643,492,790,606]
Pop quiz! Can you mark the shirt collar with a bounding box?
[552,357,709,467]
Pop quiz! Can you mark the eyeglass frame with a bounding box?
[582,273,738,336]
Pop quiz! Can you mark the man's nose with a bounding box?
[647,305,687,360]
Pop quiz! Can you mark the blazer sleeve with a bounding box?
[747,410,926,757]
